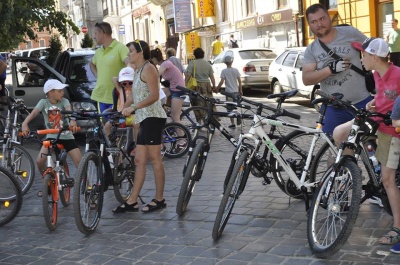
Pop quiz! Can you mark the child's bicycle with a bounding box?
[27,126,77,231]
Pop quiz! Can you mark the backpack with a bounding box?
[231,39,239,48]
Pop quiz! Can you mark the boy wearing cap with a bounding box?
[334,38,400,247]
[216,55,242,128]
[22,79,82,178]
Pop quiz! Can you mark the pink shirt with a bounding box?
[374,64,400,137]
[160,60,185,92]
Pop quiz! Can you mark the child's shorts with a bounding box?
[376,131,400,169]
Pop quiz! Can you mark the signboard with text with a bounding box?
[185,32,200,59]
[173,0,192,33]
[197,0,215,18]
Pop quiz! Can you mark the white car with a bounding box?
[268,47,319,98]
[211,48,277,91]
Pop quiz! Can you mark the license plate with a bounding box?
[260,66,269,71]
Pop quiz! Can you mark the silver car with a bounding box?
[268,47,319,98]
[212,48,277,91]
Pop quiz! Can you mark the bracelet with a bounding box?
[131,104,137,111]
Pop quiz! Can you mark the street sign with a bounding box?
[81,26,88,34]
[119,25,125,35]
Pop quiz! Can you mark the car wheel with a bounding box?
[272,81,282,94]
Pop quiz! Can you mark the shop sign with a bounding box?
[257,9,293,26]
[197,0,215,18]
[133,4,150,18]
[235,17,257,29]
[174,0,192,33]
[185,32,200,58]
[197,30,215,36]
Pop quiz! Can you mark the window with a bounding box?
[26,41,32,49]
[246,0,255,16]
[39,39,45,47]
[295,54,304,69]
[275,51,289,65]
[69,56,96,83]
[238,50,277,60]
[222,0,228,22]
[282,53,297,67]
[278,0,288,9]
[329,0,337,9]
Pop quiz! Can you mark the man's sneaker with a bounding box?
[390,242,400,254]
[368,196,383,207]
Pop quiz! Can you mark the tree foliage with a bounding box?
[81,34,94,48]
[47,34,62,67]
[0,0,80,51]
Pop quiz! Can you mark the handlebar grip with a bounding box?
[282,109,301,120]
[37,129,60,135]
[396,127,400,134]
[61,110,74,115]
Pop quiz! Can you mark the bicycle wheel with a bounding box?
[180,106,207,133]
[0,115,5,139]
[1,143,35,195]
[212,149,251,240]
[113,133,134,203]
[162,122,192,158]
[0,167,23,226]
[176,139,206,216]
[73,152,104,235]
[272,130,329,199]
[307,158,362,258]
[59,152,71,207]
[42,173,58,231]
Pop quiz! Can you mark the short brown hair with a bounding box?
[305,4,329,22]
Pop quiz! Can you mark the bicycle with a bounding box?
[27,127,76,231]
[307,90,399,258]
[175,86,301,216]
[71,110,139,234]
[161,121,192,159]
[0,166,23,227]
[211,91,338,240]
[0,96,35,195]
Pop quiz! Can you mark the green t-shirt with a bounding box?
[388,29,400,53]
[35,98,74,140]
[91,40,129,104]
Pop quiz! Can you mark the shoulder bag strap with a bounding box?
[193,60,196,77]
[318,39,366,77]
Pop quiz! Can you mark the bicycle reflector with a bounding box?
[4,201,10,208]
[17,170,28,178]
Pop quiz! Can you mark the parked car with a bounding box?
[211,48,277,91]
[7,48,97,132]
[268,47,319,98]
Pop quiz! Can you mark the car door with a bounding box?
[278,52,297,91]
[293,53,315,97]
[10,57,66,109]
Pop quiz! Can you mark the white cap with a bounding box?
[352,38,389,57]
[118,67,134,82]
[43,79,68,94]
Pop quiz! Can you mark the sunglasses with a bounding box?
[120,81,133,87]
[135,39,143,52]
[95,22,105,33]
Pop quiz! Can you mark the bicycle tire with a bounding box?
[180,106,207,133]
[212,149,251,240]
[1,143,35,195]
[162,122,192,158]
[59,152,71,207]
[113,133,134,203]
[0,167,23,226]
[0,114,6,139]
[73,152,104,235]
[42,173,57,231]
[176,139,206,216]
[272,130,329,199]
[307,158,362,258]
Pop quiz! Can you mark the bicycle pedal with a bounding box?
[62,178,75,187]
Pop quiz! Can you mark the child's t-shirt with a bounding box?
[35,98,74,140]
[220,67,241,93]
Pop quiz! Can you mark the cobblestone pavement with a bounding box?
[0,96,399,264]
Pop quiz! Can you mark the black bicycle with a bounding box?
[0,166,23,226]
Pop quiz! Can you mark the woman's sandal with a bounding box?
[379,227,400,245]
[112,202,139,213]
[141,199,166,213]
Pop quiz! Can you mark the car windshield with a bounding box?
[238,50,277,60]
[69,56,96,82]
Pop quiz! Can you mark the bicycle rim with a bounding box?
[73,152,103,235]
[212,150,250,240]
[42,173,57,231]
[307,159,362,258]
[162,122,192,158]
[0,167,23,226]
[176,139,205,216]
[59,154,71,207]
[1,143,35,195]
[113,145,134,204]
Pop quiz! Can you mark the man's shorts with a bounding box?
[376,131,400,169]
[46,139,79,152]
[136,117,166,145]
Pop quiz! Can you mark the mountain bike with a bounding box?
[161,122,192,158]
[212,92,337,240]
[307,90,398,258]
[0,166,23,226]
[27,127,76,231]
[71,110,138,234]
[0,97,35,195]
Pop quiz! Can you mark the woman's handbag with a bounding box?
[186,60,197,89]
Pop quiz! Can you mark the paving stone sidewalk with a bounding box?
[0,97,399,264]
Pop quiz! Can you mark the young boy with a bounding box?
[216,55,242,128]
[335,38,400,247]
[21,79,82,177]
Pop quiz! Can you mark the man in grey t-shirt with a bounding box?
[302,3,372,134]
